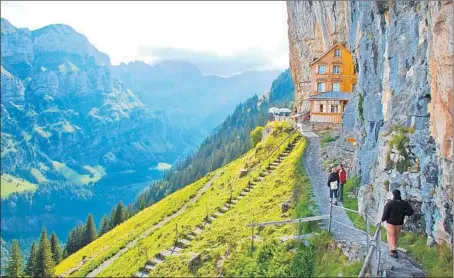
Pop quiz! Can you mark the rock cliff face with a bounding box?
[287,1,452,245]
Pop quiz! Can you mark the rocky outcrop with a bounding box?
[287,1,452,246]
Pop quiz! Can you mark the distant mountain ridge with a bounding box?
[0,17,281,266]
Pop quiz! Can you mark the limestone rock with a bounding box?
[287,0,453,246]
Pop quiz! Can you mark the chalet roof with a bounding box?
[309,43,350,66]
[268,107,280,114]
[278,108,292,113]
[309,91,353,100]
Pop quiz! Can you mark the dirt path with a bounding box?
[86,172,221,277]
[303,136,425,277]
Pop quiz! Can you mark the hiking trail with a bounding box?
[303,135,425,277]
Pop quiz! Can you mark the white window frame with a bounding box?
[318,65,326,74]
[333,82,341,92]
[333,65,341,74]
[317,82,326,92]
[334,48,341,57]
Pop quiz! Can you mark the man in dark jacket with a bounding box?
[327,167,340,205]
[381,189,414,258]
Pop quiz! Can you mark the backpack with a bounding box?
[339,169,347,183]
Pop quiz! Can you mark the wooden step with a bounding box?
[186,234,196,240]
[150,257,164,265]
[144,264,155,272]
[171,246,183,253]
[232,199,239,204]
[192,227,203,234]
[219,206,229,212]
[135,271,149,277]
[176,239,191,248]
[214,211,223,217]
[159,250,173,258]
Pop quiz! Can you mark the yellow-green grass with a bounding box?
[397,232,452,277]
[98,122,300,277]
[343,177,452,277]
[55,174,213,277]
[311,231,363,277]
[30,168,48,184]
[1,174,37,198]
[51,162,105,186]
[149,135,306,277]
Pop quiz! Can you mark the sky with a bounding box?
[1,1,290,76]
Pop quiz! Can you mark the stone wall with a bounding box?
[287,1,453,246]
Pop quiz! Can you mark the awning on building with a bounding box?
[309,91,353,101]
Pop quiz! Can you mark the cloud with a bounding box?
[138,46,288,76]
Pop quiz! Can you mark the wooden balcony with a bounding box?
[310,112,342,124]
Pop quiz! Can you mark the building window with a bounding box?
[317,82,326,92]
[333,65,340,74]
[333,82,340,92]
[334,48,341,57]
[331,105,339,113]
[319,104,324,113]
[318,65,326,74]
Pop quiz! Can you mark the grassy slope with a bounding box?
[0,174,37,198]
[55,174,212,276]
[148,127,361,277]
[56,122,295,277]
[98,122,299,277]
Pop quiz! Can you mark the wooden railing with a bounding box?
[247,203,383,277]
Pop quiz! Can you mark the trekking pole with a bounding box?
[366,216,370,249]
[328,202,333,233]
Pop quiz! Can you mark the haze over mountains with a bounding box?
[0,17,280,259]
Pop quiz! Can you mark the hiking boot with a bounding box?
[390,250,398,258]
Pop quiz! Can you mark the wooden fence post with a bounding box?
[251,220,254,253]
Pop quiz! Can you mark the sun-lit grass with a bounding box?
[98,122,300,277]
[149,130,305,277]
[51,162,105,186]
[30,168,48,184]
[55,174,213,277]
[1,174,37,198]
[57,122,298,277]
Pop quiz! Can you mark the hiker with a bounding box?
[327,167,340,205]
[381,189,414,258]
[337,164,347,202]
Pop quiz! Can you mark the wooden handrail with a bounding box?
[267,127,298,158]
[247,215,329,228]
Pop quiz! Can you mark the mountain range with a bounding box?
[0,17,280,260]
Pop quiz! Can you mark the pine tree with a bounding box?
[65,229,75,256]
[84,214,97,245]
[25,241,38,276]
[111,202,126,227]
[50,232,63,264]
[6,240,24,277]
[36,228,55,277]
[99,214,110,235]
